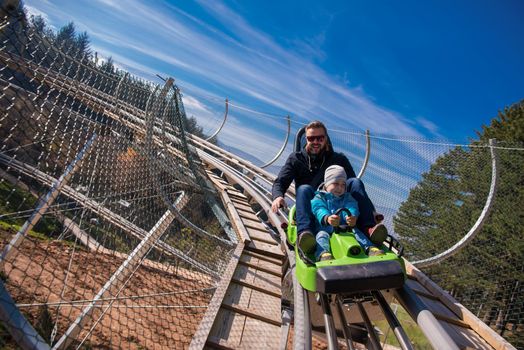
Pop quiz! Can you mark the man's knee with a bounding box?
[296,184,315,199]
[346,178,364,192]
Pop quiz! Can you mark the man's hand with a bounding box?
[346,215,357,227]
[271,196,286,213]
[327,215,340,227]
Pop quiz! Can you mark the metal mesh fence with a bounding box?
[0,11,235,349]
[329,128,524,348]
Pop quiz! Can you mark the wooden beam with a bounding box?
[231,278,282,298]
[221,303,281,327]
[189,243,245,350]
[238,260,282,278]
[405,262,516,350]
[242,250,283,265]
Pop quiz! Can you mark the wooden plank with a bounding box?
[205,335,236,350]
[225,189,248,200]
[233,265,281,297]
[242,250,282,265]
[236,210,261,222]
[221,304,281,327]
[240,254,281,271]
[231,278,282,298]
[450,324,495,350]
[227,200,253,212]
[238,318,281,349]
[208,263,261,347]
[433,312,472,329]
[437,318,493,350]
[189,243,245,350]
[247,233,278,246]
[242,224,277,240]
[241,218,268,232]
[246,240,284,259]
[207,309,246,347]
[243,285,281,320]
[238,260,281,277]
[418,294,468,320]
[405,262,516,350]
[229,196,252,207]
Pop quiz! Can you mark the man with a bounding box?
[271,120,387,254]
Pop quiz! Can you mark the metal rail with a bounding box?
[357,130,371,179]
[413,139,499,267]
[261,115,291,169]
[205,98,228,141]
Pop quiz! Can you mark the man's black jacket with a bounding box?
[271,148,356,200]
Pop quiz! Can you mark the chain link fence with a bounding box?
[0,9,235,349]
[329,128,523,348]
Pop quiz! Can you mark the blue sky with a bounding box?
[23,0,524,214]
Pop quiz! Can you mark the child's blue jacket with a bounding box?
[311,191,359,234]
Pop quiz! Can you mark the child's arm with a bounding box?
[311,193,331,225]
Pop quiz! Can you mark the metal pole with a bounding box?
[357,130,370,179]
[393,285,459,350]
[205,98,229,141]
[356,301,382,350]
[53,193,186,349]
[0,278,50,349]
[372,291,414,350]
[335,296,355,350]
[0,134,97,268]
[280,306,293,349]
[320,294,339,350]
[293,273,311,350]
[261,115,291,168]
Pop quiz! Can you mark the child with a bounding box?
[311,165,385,261]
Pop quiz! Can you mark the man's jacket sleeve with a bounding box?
[340,154,357,178]
[271,155,295,200]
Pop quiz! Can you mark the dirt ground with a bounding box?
[0,226,215,349]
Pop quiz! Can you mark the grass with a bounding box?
[0,180,62,236]
[374,302,432,349]
[0,220,52,241]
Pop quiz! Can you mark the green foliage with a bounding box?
[375,303,431,349]
[35,305,53,342]
[0,181,61,235]
[394,100,524,345]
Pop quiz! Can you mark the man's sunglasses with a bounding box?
[306,135,325,142]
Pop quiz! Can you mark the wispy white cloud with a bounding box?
[23,0,454,212]
[24,5,55,30]
[33,0,424,138]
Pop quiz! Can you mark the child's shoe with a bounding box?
[367,246,385,256]
[367,223,388,245]
[298,231,316,254]
[319,252,333,261]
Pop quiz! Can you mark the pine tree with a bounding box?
[394,100,524,346]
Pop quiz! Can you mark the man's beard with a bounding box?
[306,143,325,155]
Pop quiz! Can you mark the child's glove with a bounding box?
[346,215,357,227]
